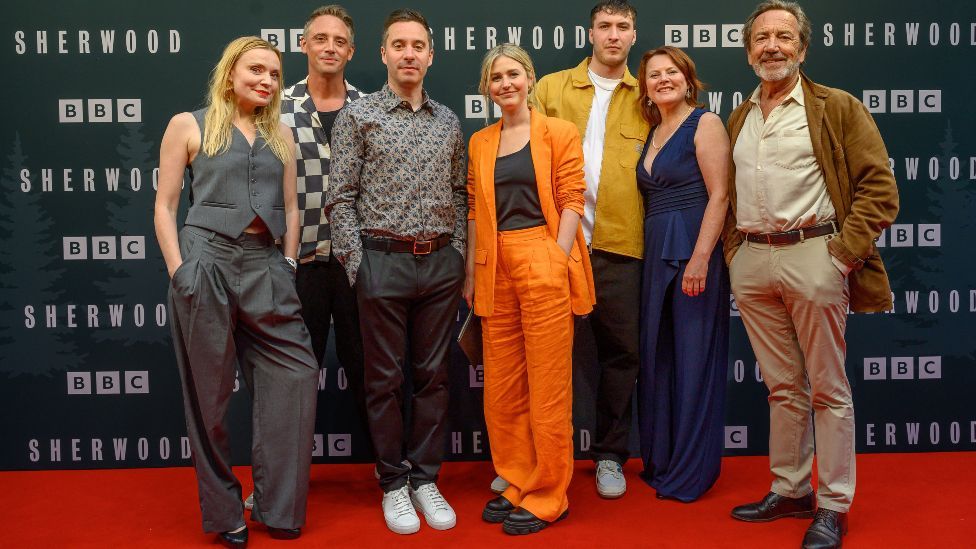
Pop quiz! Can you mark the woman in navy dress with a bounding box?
[635,46,731,502]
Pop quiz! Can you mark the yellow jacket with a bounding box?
[535,57,649,259]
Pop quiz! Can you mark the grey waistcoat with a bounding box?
[183,108,286,239]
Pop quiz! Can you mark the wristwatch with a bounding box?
[284,256,298,271]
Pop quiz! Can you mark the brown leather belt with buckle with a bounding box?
[362,234,452,255]
[744,221,838,245]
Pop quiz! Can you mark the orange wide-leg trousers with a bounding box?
[482,226,575,522]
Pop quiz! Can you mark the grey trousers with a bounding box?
[168,226,319,533]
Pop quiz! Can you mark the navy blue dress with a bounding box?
[636,108,729,502]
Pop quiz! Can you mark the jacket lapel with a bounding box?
[480,124,500,229]
[529,110,554,215]
[801,73,828,165]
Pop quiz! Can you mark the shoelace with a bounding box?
[597,461,623,480]
[391,488,414,517]
[417,485,450,511]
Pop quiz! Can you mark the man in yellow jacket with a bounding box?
[534,0,649,499]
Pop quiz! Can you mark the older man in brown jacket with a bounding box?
[723,2,898,549]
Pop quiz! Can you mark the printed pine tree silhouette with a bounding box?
[0,134,84,376]
[889,122,976,358]
[92,123,170,346]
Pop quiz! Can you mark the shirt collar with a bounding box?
[748,74,805,107]
[379,83,433,113]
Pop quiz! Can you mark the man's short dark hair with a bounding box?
[304,5,355,45]
[382,8,433,48]
[590,1,637,28]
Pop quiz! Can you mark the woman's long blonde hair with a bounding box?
[202,36,291,162]
[477,43,539,124]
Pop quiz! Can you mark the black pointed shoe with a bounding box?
[730,491,815,522]
[217,526,248,548]
[482,495,515,523]
[268,527,301,540]
[501,507,568,535]
[802,509,848,549]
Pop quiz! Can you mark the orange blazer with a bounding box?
[467,109,596,317]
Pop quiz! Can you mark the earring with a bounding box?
[685,88,692,98]
[646,98,654,106]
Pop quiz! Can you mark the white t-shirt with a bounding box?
[581,69,621,244]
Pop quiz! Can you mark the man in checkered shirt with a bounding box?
[281,5,367,448]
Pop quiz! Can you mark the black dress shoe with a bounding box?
[802,509,848,549]
[730,491,815,522]
[482,495,515,523]
[501,507,568,535]
[217,526,248,548]
[268,527,301,540]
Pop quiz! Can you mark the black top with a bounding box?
[318,110,340,145]
[494,142,545,231]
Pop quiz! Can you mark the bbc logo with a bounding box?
[312,433,352,457]
[63,236,145,260]
[464,95,502,119]
[664,24,743,48]
[67,371,149,394]
[260,28,304,52]
[863,356,942,380]
[875,224,940,248]
[58,99,142,123]
[862,90,941,113]
[725,426,748,449]
[469,364,484,388]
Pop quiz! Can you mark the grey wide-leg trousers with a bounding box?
[168,225,318,533]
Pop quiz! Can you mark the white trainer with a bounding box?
[490,475,510,494]
[409,483,457,530]
[244,492,254,510]
[382,486,421,535]
[596,459,627,498]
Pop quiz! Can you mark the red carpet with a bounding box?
[2,454,972,548]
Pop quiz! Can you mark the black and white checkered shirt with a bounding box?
[280,78,363,263]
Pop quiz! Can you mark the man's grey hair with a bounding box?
[742,1,811,51]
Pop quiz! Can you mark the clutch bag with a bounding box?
[457,308,483,365]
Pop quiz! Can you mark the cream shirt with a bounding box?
[733,77,836,234]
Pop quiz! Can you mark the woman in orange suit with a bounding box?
[463,43,596,536]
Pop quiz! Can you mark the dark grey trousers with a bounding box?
[356,244,465,492]
[168,226,318,533]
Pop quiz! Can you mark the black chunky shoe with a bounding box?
[501,507,568,535]
[482,495,515,523]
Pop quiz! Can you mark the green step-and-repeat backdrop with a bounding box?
[1,0,973,469]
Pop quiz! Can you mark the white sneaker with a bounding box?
[244,492,254,510]
[596,459,626,499]
[490,475,510,494]
[409,483,456,530]
[382,486,420,535]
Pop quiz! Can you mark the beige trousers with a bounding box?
[730,233,855,512]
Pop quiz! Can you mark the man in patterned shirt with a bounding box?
[324,8,466,536]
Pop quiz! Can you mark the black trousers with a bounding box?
[587,250,642,465]
[295,257,369,450]
[356,244,465,491]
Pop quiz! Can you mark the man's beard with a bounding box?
[752,56,801,82]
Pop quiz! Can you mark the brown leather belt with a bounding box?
[362,234,452,255]
[744,221,838,245]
